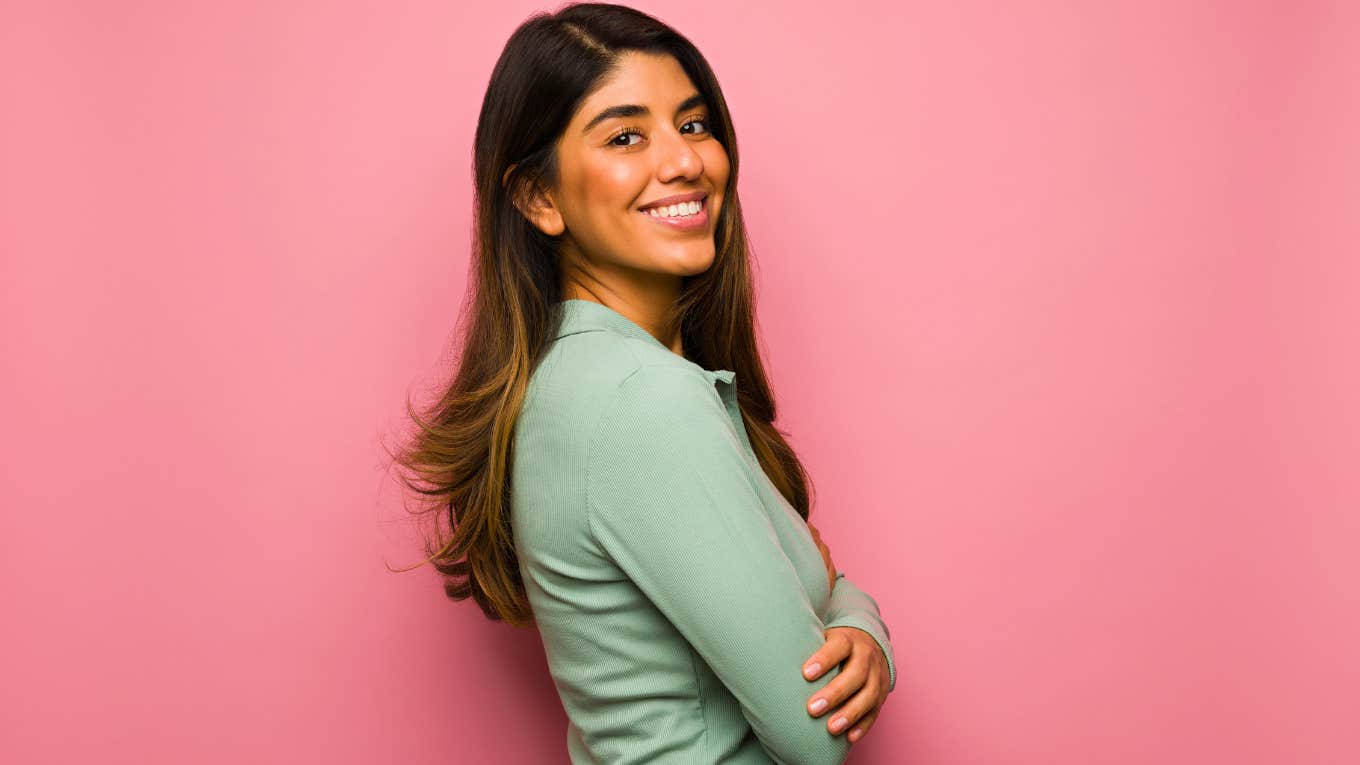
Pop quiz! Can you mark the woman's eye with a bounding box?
[682,117,709,135]
[610,129,643,147]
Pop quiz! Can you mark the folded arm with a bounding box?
[587,364,856,765]
[822,570,896,693]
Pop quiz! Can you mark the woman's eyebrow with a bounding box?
[581,93,707,134]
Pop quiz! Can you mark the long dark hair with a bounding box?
[385,2,818,627]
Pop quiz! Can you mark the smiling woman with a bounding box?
[505,47,731,299]
[384,4,896,763]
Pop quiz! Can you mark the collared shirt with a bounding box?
[511,298,896,764]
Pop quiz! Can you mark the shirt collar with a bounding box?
[552,299,736,385]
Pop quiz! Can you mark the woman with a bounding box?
[390,4,896,762]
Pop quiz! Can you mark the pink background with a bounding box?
[3,2,1356,763]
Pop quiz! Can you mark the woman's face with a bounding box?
[525,51,730,291]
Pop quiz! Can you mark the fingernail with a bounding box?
[809,698,828,714]
[803,662,821,678]
[849,728,862,743]
[830,716,848,732]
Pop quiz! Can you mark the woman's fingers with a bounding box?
[802,629,852,683]
[847,704,882,744]
[803,630,859,720]
[819,661,880,737]
[804,628,890,739]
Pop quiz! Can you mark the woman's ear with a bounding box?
[503,163,565,237]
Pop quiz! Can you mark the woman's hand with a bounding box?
[802,626,890,745]
[802,521,889,745]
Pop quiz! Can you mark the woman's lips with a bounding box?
[637,199,710,232]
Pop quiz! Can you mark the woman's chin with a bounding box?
[666,251,717,276]
[650,241,716,273]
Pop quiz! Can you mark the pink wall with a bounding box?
[2,2,1354,763]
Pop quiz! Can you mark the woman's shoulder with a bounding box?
[511,331,722,542]
[527,328,717,421]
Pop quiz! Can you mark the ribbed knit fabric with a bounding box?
[510,299,896,765]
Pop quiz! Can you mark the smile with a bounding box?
[637,198,711,232]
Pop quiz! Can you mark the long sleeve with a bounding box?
[822,570,897,693]
[586,364,854,765]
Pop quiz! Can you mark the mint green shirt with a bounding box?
[511,299,896,764]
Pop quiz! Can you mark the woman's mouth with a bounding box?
[637,197,710,232]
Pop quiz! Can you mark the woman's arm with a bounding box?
[807,521,897,692]
[803,521,896,744]
[586,364,856,765]
[823,571,897,693]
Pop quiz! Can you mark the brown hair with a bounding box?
[384,3,818,628]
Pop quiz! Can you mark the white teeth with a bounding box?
[645,199,703,218]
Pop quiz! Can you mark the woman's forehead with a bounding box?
[573,54,699,127]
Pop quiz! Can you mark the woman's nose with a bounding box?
[654,131,703,179]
